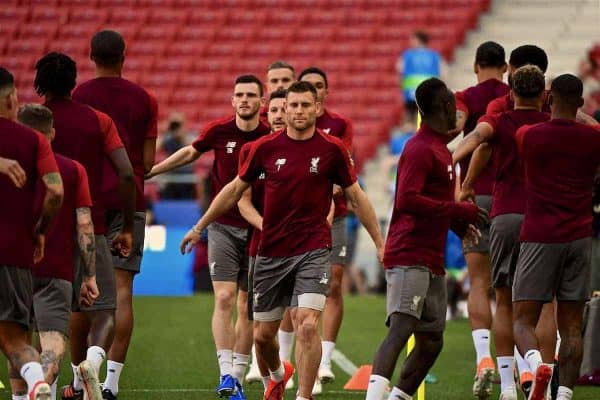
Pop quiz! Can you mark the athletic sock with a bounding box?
[278,330,295,361]
[497,356,516,392]
[320,341,335,368]
[261,375,270,389]
[296,397,310,400]
[217,349,233,377]
[20,362,45,393]
[524,349,543,371]
[365,374,389,400]
[472,329,491,364]
[269,363,285,383]
[72,363,83,390]
[389,386,413,399]
[104,360,124,395]
[12,395,27,400]
[86,346,106,374]
[514,347,532,377]
[232,353,249,382]
[556,386,573,400]
[251,345,258,365]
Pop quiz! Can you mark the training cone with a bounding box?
[344,364,373,390]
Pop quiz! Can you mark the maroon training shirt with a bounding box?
[486,90,551,116]
[517,120,600,243]
[33,156,92,281]
[0,118,59,268]
[383,124,479,275]
[45,99,124,234]
[193,116,271,229]
[455,78,510,195]
[239,129,357,257]
[73,77,158,211]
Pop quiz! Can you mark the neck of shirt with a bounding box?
[286,126,317,141]
[235,115,260,132]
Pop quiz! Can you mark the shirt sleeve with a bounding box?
[35,132,59,176]
[192,123,217,153]
[485,95,507,116]
[340,118,354,151]
[238,142,252,166]
[93,109,124,154]
[73,160,93,208]
[477,113,499,131]
[332,142,358,189]
[454,90,469,115]
[145,91,159,140]
[515,124,533,154]
[238,141,263,183]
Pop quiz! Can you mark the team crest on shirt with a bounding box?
[310,157,320,174]
[275,158,286,171]
[323,128,331,135]
[226,141,237,154]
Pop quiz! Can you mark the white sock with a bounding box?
[261,375,270,389]
[296,397,310,400]
[389,386,412,399]
[320,340,335,368]
[232,353,249,382]
[51,377,58,398]
[365,374,389,400]
[12,395,27,400]
[525,349,543,371]
[251,345,258,366]
[555,331,561,361]
[86,346,106,374]
[557,386,573,400]
[278,330,295,361]
[514,347,531,377]
[20,362,45,393]
[472,329,491,364]
[497,356,516,391]
[217,349,233,377]
[104,360,124,395]
[72,363,83,390]
[269,363,285,382]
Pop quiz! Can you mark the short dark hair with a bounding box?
[17,103,53,135]
[475,41,506,68]
[512,65,545,99]
[269,88,287,102]
[414,30,430,45]
[234,74,264,97]
[267,60,295,75]
[509,45,548,72]
[551,73,583,106]
[415,77,448,116]
[34,52,77,97]
[298,67,328,88]
[0,67,15,93]
[286,81,317,100]
[91,30,125,67]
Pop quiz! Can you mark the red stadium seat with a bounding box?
[154,58,194,74]
[57,23,98,40]
[327,41,365,58]
[375,26,413,43]
[0,56,35,73]
[141,74,179,91]
[138,25,179,42]
[215,26,257,42]
[147,9,188,25]
[101,25,139,42]
[188,10,227,25]
[51,38,89,57]
[388,9,428,25]
[166,41,208,58]
[255,27,291,44]
[192,58,231,73]
[228,59,264,76]
[310,10,346,25]
[30,7,69,23]
[265,9,306,26]
[205,43,244,58]
[96,0,136,7]
[68,8,109,25]
[346,10,387,26]
[336,26,376,42]
[137,0,175,8]
[0,8,29,24]
[175,73,219,90]
[127,40,166,57]
[296,27,335,41]
[109,8,148,24]
[21,0,58,6]
[18,23,59,40]
[227,9,266,26]
[6,38,48,57]
[177,26,215,42]
[123,56,156,73]
[0,24,19,40]
[60,0,99,7]
[241,43,282,59]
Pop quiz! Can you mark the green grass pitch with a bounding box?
[1,294,598,399]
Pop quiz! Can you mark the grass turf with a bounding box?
[1,294,598,399]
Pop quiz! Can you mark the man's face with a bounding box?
[266,68,294,93]
[285,91,320,132]
[300,73,327,104]
[231,83,264,120]
[267,97,286,132]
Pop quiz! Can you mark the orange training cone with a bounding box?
[344,364,373,391]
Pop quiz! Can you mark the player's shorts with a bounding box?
[489,213,523,288]
[385,266,446,332]
[513,237,592,303]
[463,195,492,254]
[32,277,71,337]
[105,210,146,274]
[0,265,33,329]
[207,222,249,291]
[253,248,331,322]
[330,217,348,266]
[247,256,256,321]
[73,235,116,311]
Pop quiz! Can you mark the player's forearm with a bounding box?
[149,145,199,177]
[397,191,460,220]
[193,178,247,232]
[462,143,492,190]
[576,110,598,125]
[350,190,384,249]
[76,207,96,278]
[36,173,64,235]
[452,123,492,164]
[238,193,263,231]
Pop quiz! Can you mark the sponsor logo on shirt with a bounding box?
[410,295,421,311]
[258,172,266,180]
[226,141,237,154]
[323,128,331,134]
[310,157,320,174]
[275,158,286,171]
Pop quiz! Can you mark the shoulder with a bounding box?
[403,134,431,157]
[318,129,346,150]
[205,115,236,134]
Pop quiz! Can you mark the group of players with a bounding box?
[0,28,599,400]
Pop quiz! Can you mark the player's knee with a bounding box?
[254,325,276,347]
[296,314,319,342]
[215,288,236,309]
[421,333,444,357]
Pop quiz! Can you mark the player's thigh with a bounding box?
[385,266,431,327]
[106,210,146,274]
[416,274,447,333]
[79,235,116,311]
[207,222,248,284]
[489,213,523,289]
[463,195,492,254]
[252,255,295,322]
[32,277,71,339]
[513,242,564,303]
[557,237,592,302]
[292,249,331,312]
[0,265,33,334]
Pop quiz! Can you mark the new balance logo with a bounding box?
[259,172,266,180]
[275,158,286,171]
[323,128,331,134]
[226,141,237,154]
[310,157,320,174]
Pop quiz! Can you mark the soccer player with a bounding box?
[456,65,550,400]
[0,66,63,400]
[10,104,98,400]
[450,41,510,396]
[31,52,136,400]
[365,78,485,400]
[513,74,600,400]
[298,67,353,390]
[260,61,296,123]
[180,81,384,400]
[148,75,271,398]
[71,30,158,400]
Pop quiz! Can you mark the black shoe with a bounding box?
[102,388,117,400]
[521,380,532,399]
[551,361,559,400]
[61,384,84,400]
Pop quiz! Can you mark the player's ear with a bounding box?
[260,95,266,107]
[577,96,584,108]
[231,95,236,109]
[315,100,322,115]
[473,62,479,74]
[501,62,508,74]
[50,127,56,142]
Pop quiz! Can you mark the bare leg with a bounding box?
[234,289,253,355]
[396,331,444,395]
[294,308,322,398]
[536,302,557,363]
[322,264,344,343]
[466,252,493,330]
[212,281,237,350]
[38,331,67,385]
[493,287,514,356]
[254,321,282,371]
[513,300,544,358]
[371,312,417,378]
[87,310,115,350]
[69,312,89,365]
[107,269,135,363]
[556,300,586,389]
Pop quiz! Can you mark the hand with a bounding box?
[0,158,26,188]
[144,168,156,180]
[79,276,99,307]
[326,212,334,228]
[458,184,476,203]
[180,228,201,254]
[111,230,133,258]
[462,224,482,247]
[332,185,343,197]
[33,233,45,264]
[376,245,384,264]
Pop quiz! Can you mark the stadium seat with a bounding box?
[137,25,179,42]
[6,38,49,57]
[101,25,139,42]
[123,56,156,73]
[215,26,257,42]
[167,41,208,58]
[57,24,98,40]
[127,40,166,57]
[0,8,29,24]
[147,9,188,25]
[60,0,99,7]
[30,7,68,23]
[187,9,227,25]
[154,58,193,74]
[67,8,108,24]
[177,26,215,42]
[51,38,89,57]
[109,8,148,24]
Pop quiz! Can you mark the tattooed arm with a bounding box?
[76,207,99,306]
[34,172,64,264]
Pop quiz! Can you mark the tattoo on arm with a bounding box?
[76,207,96,277]
[36,172,64,234]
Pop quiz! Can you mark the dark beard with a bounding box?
[238,111,258,121]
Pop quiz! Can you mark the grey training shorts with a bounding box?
[489,213,524,289]
[253,248,331,322]
[0,265,33,329]
[33,277,71,337]
[513,237,592,303]
[386,266,447,332]
[73,235,116,311]
[106,210,146,274]
[207,222,249,291]
[463,195,492,254]
[330,217,348,266]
